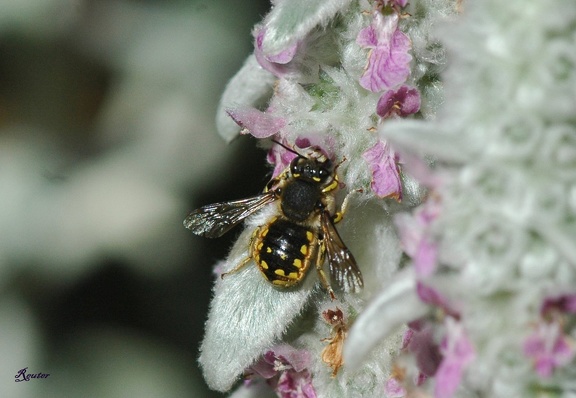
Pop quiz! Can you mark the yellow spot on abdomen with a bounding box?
[260,260,268,269]
[293,259,302,268]
[300,245,308,255]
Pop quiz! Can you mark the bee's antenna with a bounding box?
[271,139,306,158]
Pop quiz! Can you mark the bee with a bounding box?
[183,143,363,299]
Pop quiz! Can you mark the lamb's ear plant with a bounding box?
[196,0,576,396]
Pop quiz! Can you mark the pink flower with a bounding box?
[541,293,576,316]
[523,321,575,378]
[357,12,412,92]
[377,85,421,118]
[404,320,443,378]
[368,0,410,9]
[413,236,438,277]
[249,345,317,398]
[389,0,409,7]
[277,370,317,398]
[362,140,402,199]
[434,319,475,398]
[254,27,299,77]
[394,196,441,276]
[385,376,407,397]
[226,107,286,138]
[267,140,299,178]
[416,282,459,319]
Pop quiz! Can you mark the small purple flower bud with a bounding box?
[377,85,421,118]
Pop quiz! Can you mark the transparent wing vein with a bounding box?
[321,212,363,293]
[184,192,276,238]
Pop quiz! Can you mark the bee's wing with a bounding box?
[321,212,363,293]
[184,192,277,238]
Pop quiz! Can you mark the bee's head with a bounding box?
[271,140,335,184]
[290,155,332,183]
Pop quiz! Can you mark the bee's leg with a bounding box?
[220,256,252,279]
[315,240,336,301]
[264,168,290,193]
[322,157,348,195]
[221,229,258,279]
[333,188,364,224]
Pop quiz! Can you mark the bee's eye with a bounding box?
[291,157,309,176]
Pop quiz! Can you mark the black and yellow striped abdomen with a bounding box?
[253,218,318,287]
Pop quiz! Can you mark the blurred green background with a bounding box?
[0,0,272,396]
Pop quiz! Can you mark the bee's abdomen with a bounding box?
[254,219,317,287]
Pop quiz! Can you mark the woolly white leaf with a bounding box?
[343,268,428,369]
[216,55,276,142]
[381,120,474,164]
[199,207,316,392]
[530,219,576,269]
[262,0,353,56]
[229,381,276,398]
